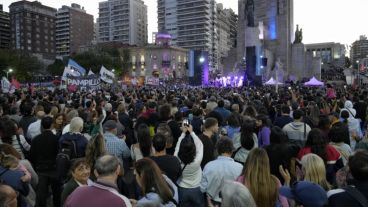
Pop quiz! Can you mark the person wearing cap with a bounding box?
[103,120,130,161]
[279,181,328,207]
[328,150,368,207]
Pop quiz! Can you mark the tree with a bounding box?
[0,49,44,81]
[120,48,130,76]
[47,58,66,76]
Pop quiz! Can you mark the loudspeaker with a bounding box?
[261,57,268,67]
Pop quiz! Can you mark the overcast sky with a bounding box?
[2,0,367,47]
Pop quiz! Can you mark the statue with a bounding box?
[245,0,255,27]
[294,24,303,44]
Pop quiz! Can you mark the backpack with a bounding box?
[56,139,77,183]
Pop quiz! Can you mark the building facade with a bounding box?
[305,42,345,65]
[9,1,56,59]
[56,4,94,56]
[158,0,218,72]
[350,35,368,65]
[123,33,188,79]
[0,5,11,49]
[98,0,147,46]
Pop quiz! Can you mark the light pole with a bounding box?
[6,69,13,79]
[356,60,360,86]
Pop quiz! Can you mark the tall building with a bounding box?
[237,0,294,73]
[350,35,368,65]
[98,0,147,46]
[223,8,238,49]
[0,5,11,49]
[158,0,218,71]
[9,1,56,59]
[56,4,94,56]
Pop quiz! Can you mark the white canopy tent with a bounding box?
[264,77,284,85]
[304,77,324,86]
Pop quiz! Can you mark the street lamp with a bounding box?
[6,69,13,79]
[112,69,115,73]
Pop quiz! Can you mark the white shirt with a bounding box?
[27,119,41,139]
[174,132,204,188]
[62,124,70,135]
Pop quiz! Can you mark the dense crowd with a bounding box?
[0,83,367,207]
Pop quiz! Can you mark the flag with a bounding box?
[1,77,11,93]
[99,66,115,84]
[68,59,86,76]
[11,78,20,89]
[62,67,80,81]
[88,70,95,75]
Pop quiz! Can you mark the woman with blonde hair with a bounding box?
[301,153,331,191]
[237,148,288,207]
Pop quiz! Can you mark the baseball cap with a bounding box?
[279,181,328,207]
[103,120,117,130]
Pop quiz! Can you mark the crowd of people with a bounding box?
[0,83,367,207]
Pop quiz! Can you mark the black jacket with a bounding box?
[328,180,368,207]
[30,130,59,172]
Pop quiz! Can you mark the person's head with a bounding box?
[243,148,278,207]
[281,105,290,115]
[216,137,234,156]
[349,150,368,181]
[103,120,118,135]
[220,181,257,207]
[203,117,219,135]
[328,122,350,143]
[94,155,120,180]
[0,184,17,207]
[35,110,45,120]
[218,100,225,108]
[69,117,84,133]
[70,158,90,184]
[340,110,350,124]
[305,129,328,162]
[244,106,257,118]
[152,133,167,153]
[0,118,17,142]
[85,133,106,167]
[256,114,270,128]
[156,123,173,148]
[301,154,331,191]
[136,124,152,157]
[318,115,331,131]
[178,136,196,165]
[50,106,59,117]
[41,116,53,131]
[134,158,173,204]
[270,126,288,144]
[280,181,328,207]
[226,113,240,128]
[0,153,19,170]
[231,104,240,113]
[292,109,304,121]
[240,118,256,150]
[159,104,172,121]
[0,144,21,160]
[66,110,79,123]
[53,113,65,128]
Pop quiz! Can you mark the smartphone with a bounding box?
[183,119,189,127]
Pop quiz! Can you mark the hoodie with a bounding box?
[282,121,311,147]
[342,101,356,118]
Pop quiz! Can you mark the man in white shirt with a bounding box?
[27,110,45,139]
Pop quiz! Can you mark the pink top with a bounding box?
[236,175,289,207]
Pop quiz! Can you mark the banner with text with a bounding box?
[66,75,101,90]
[100,66,115,84]
[145,77,159,86]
